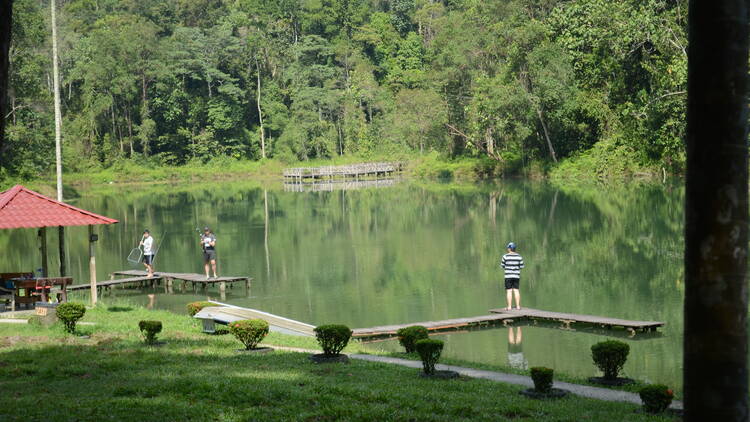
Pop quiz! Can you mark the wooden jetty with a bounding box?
[488,308,665,335]
[352,308,665,340]
[283,162,403,182]
[352,314,516,339]
[67,275,159,291]
[68,270,251,294]
[193,302,315,337]
[112,270,250,292]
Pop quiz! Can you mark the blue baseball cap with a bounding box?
[506,242,517,251]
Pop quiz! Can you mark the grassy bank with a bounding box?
[0,303,677,422]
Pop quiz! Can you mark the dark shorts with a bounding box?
[143,254,154,265]
[203,249,217,262]
[504,278,520,290]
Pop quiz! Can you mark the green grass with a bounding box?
[0,302,678,422]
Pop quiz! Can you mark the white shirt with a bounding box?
[142,236,154,255]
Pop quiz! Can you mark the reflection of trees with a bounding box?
[0,179,684,385]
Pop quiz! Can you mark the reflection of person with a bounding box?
[507,326,528,370]
[501,241,524,310]
[200,227,218,279]
[140,229,155,277]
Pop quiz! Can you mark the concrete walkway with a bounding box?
[269,345,682,411]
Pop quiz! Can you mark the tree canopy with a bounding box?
[4,0,688,177]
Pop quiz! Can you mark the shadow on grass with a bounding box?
[0,340,675,422]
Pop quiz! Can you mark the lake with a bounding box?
[0,178,684,387]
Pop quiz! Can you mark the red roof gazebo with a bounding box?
[0,185,119,304]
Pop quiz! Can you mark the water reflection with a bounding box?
[0,179,684,387]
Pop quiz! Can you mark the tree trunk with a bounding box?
[485,127,494,156]
[51,0,64,200]
[255,57,266,159]
[0,0,10,165]
[684,1,749,421]
[535,107,557,163]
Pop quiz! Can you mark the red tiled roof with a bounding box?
[0,185,118,229]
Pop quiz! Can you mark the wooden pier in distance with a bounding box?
[352,308,665,340]
[283,162,403,182]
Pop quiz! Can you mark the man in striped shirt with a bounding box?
[501,242,524,310]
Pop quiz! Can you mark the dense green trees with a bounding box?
[3,0,688,178]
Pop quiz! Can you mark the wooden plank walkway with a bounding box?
[112,270,251,291]
[194,303,315,337]
[67,275,161,291]
[352,314,516,338]
[488,308,665,334]
[352,308,665,340]
[283,162,404,182]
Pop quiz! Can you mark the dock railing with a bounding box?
[283,162,404,181]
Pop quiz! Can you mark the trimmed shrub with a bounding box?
[397,325,429,353]
[186,301,216,316]
[314,324,352,356]
[229,319,269,350]
[138,320,163,344]
[415,339,444,375]
[56,302,86,333]
[591,340,630,379]
[639,384,673,413]
[530,367,554,393]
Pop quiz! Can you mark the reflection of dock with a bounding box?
[283,178,398,192]
[352,308,665,340]
[283,162,403,182]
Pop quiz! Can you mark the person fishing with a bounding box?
[140,229,155,278]
[501,241,524,310]
[200,227,218,279]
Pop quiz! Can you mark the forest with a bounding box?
[3,0,687,180]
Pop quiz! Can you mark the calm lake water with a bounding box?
[0,178,684,387]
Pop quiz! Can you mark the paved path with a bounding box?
[267,345,682,410]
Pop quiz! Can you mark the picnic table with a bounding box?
[2,275,71,311]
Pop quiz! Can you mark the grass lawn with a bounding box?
[0,304,678,422]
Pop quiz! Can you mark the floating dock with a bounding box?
[283,162,403,182]
[352,308,665,339]
[488,308,665,334]
[352,314,515,339]
[193,302,315,337]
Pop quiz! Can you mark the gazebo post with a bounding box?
[58,226,66,276]
[88,225,97,306]
[38,227,48,276]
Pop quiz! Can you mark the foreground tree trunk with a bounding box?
[684,1,749,421]
[0,0,12,166]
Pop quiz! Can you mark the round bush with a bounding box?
[530,367,554,393]
[138,320,163,344]
[314,324,352,356]
[414,338,444,375]
[229,319,269,350]
[186,301,216,317]
[56,302,86,334]
[591,340,630,379]
[639,384,673,413]
[397,325,429,353]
